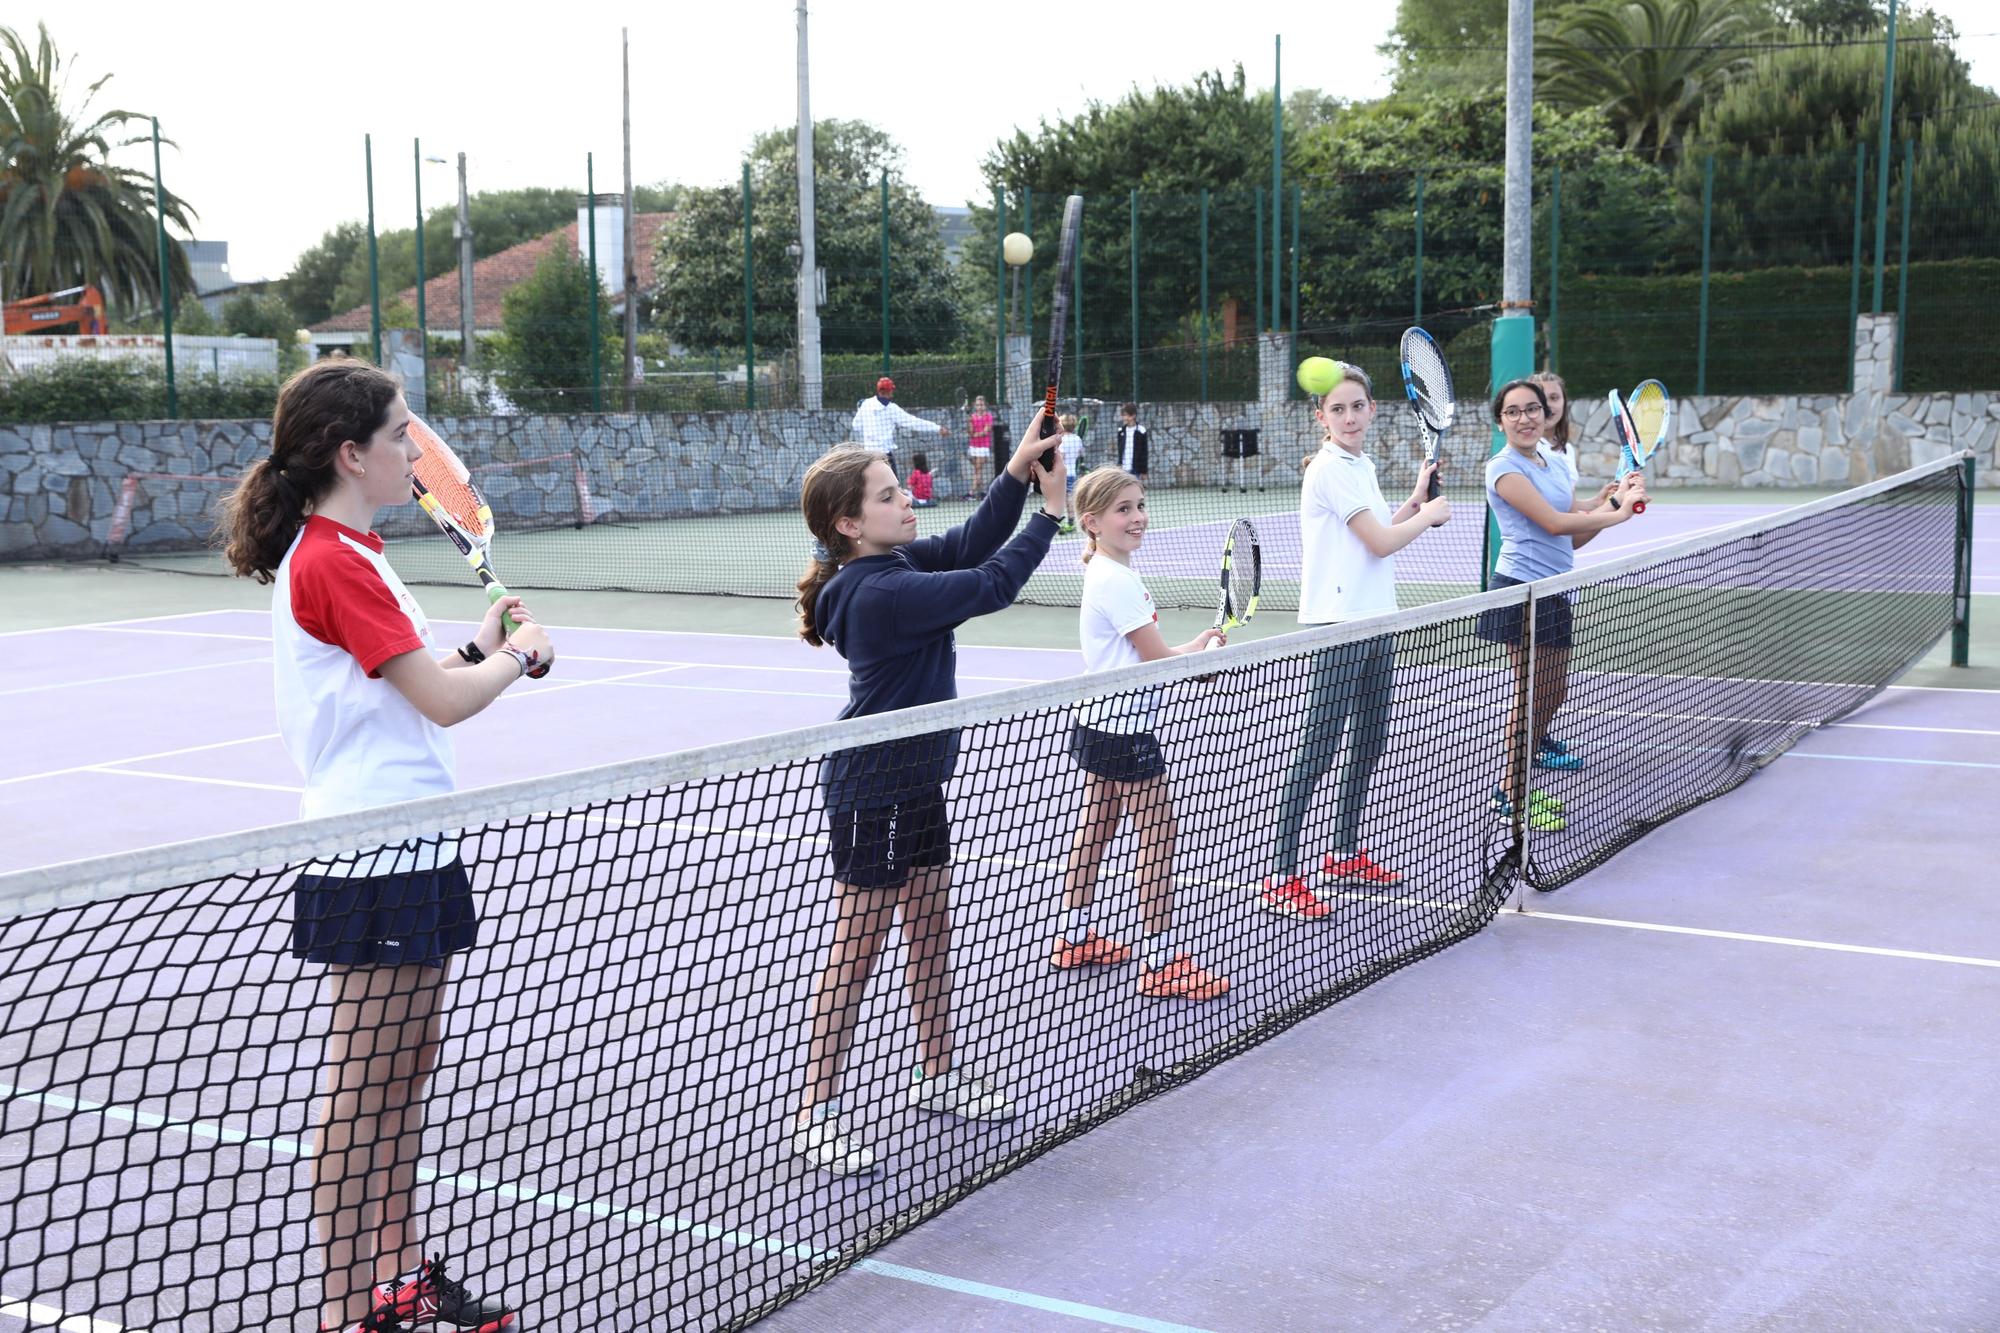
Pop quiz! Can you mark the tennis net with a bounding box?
[98,403,1489,612]
[0,454,1969,1330]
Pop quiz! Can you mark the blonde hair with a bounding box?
[1059,413,1079,433]
[795,446,881,646]
[1072,467,1141,564]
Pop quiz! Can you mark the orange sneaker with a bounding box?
[1258,876,1332,920]
[1050,930,1133,970]
[1139,954,1231,1001]
[1322,849,1403,887]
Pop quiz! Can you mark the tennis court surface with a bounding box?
[1,454,1992,1331]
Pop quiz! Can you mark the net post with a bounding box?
[1954,453,1974,667]
[1546,165,1560,373]
[994,188,1007,405]
[1508,582,1538,904]
[1254,187,1264,335]
[880,169,891,377]
[149,117,177,421]
[1129,188,1139,403]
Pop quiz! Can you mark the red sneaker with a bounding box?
[324,1304,406,1333]
[1051,929,1133,969]
[375,1255,516,1330]
[1258,876,1332,921]
[1138,954,1231,1001]
[1322,849,1403,887]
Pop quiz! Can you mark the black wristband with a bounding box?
[457,641,486,664]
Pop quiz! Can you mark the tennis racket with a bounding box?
[1625,378,1670,514]
[1399,327,1454,500]
[1607,388,1648,516]
[1037,194,1084,468]
[1202,518,1261,650]
[408,412,551,679]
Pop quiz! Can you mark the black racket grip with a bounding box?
[1425,458,1444,500]
[1038,409,1059,470]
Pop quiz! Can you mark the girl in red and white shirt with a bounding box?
[221,359,550,1333]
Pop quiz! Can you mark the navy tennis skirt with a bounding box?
[291,861,477,968]
[1068,724,1168,784]
[1475,574,1574,650]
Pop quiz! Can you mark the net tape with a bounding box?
[0,454,1967,1330]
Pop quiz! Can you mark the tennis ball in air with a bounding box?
[1002,231,1034,266]
[1297,356,1343,396]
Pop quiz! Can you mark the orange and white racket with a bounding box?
[408,412,550,678]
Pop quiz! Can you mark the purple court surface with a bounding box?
[4,561,1998,1326]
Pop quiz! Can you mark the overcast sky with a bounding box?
[42,0,2000,283]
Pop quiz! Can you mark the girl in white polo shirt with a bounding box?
[1260,364,1453,920]
[220,359,549,1333]
[1051,466,1231,1001]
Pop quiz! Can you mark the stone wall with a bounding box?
[3,388,1991,560]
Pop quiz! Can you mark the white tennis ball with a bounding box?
[1002,232,1034,266]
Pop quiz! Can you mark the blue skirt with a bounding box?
[291,861,477,968]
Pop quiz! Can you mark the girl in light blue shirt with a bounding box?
[1476,378,1646,828]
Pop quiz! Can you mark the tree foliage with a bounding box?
[0,22,196,314]
[1680,14,2000,263]
[493,243,611,412]
[1538,0,1768,162]
[648,120,955,357]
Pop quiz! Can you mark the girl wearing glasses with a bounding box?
[1476,378,1646,831]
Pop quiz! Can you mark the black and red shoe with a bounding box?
[322,1302,407,1333]
[375,1254,518,1330]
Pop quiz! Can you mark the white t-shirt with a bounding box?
[850,396,943,454]
[1297,444,1398,624]
[1074,556,1158,733]
[1059,431,1084,470]
[274,516,457,873]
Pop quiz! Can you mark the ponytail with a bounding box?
[796,445,881,646]
[218,359,401,583]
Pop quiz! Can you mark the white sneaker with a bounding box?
[791,1110,879,1175]
[910,1068,1017,1122]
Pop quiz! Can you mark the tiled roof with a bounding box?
[312,212,670,334]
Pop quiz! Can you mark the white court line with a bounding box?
[0,734,282,788]
[0,1300,125,1333]
[1518,909,2000,969]
[77,625,272,642]
[0,657,271,697]
[0,609,247,639]
[83,766,302,794]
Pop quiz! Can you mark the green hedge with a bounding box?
[1550,256,2000,395]
[0,359,282,423]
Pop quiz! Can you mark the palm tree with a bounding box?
[0,22,195,313]
[1538,0,1766,163]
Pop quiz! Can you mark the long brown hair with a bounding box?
[1072,466,1141,564]
[218,359,402,583]
[1530,371,1572,450]
[796,445,881,646]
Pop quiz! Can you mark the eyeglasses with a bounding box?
[1500,405,1546,421]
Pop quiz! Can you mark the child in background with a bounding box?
[908,453,936,507]
[1057,414,1085,533]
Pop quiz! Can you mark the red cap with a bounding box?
[876,377,896,393]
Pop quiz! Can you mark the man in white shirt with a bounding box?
[850,376,944,478]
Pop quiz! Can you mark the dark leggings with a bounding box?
[1269,634,1397,878]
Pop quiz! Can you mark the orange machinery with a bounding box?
[3,285,109,335]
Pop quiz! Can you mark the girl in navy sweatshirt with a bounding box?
[790,408,1068,1175]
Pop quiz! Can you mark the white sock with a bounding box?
[1061,905,1093,941]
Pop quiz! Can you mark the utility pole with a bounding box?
[795,0,824,409]
[456,152,475,369]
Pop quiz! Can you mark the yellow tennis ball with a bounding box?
[1002,232,1034,266]
[1297,356,1343,396]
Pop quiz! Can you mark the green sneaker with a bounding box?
[1492,788,1567,832]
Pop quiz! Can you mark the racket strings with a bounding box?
[1399,334,1454,428]
[1631,384,1670,462]
[1225,523,1259,617]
